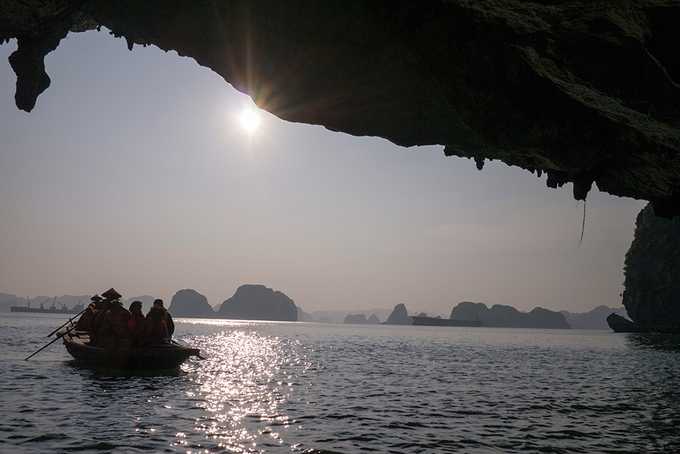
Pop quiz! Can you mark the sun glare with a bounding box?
[239,106,262,134]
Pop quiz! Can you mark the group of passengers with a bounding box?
[75,288,175,348]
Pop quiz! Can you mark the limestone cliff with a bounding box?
[168,289,215,318]
[384,304,412,325]
[218,284,298,321]
[1,1,680,213]
[622,205,680,332]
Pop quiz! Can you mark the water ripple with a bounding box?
[1,316,680,452]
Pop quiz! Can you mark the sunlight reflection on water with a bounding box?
[181,329,310,452]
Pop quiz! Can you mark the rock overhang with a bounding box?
[1,0,679,215]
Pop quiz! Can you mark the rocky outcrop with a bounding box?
[367,314,381,324]
[168,289,215,318]
[217,284,297,321]
[450,302,570,329]
[562,305,628,330]
[449,302,487,322]
[621,205,680,332]
[384,304,412,325]
[2,1,680,213]
[528,307,570,329]
[606,313,645,333]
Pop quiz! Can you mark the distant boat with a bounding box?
[11,298,84,314]
[411,316,481,327]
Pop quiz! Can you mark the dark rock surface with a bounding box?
[2,1,680,213]
[449,302,488,322]
[217,284,297,321]
[606,313,645,333]
[168,289,215,318]
[384,304,412,325]
[561,305,628,330]
[450,302,569,329]
[622,205,680,332]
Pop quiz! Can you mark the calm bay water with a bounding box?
[1,314,680,453]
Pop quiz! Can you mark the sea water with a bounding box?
[1,313,679,453]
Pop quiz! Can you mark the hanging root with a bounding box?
[579,200,586,246]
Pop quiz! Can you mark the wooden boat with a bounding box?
[62,330,201,369]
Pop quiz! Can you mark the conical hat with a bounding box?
[101,288,122,300]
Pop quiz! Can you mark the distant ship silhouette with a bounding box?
[11,297,84,314]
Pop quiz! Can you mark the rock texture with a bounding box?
[449,302,488,322]
[450,302,570,329]
[217,284,298,321]
[168,289,215,318]
[622,204,680,332]
[384,304,412,325]
[1,1,680,213]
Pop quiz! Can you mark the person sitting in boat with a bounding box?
[127,300,146,345]
[153,299,174,336]
[92,288,129,348]
[106,299,132,346]
[75,295,100,331]
[144,299,174,344]
[90,296,112,345]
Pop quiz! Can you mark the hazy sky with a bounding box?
[0,30,644,314]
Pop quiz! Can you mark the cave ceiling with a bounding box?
[2,1,679,215]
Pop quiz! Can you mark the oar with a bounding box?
[25,325,77,361]
[46,306,88,337]
[172,339,207,360]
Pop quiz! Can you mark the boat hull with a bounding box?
[63,332,200,370]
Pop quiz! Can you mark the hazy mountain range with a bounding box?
[378,302,627,330]
[1,289,626,329]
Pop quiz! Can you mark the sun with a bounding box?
[238,106,262,134]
